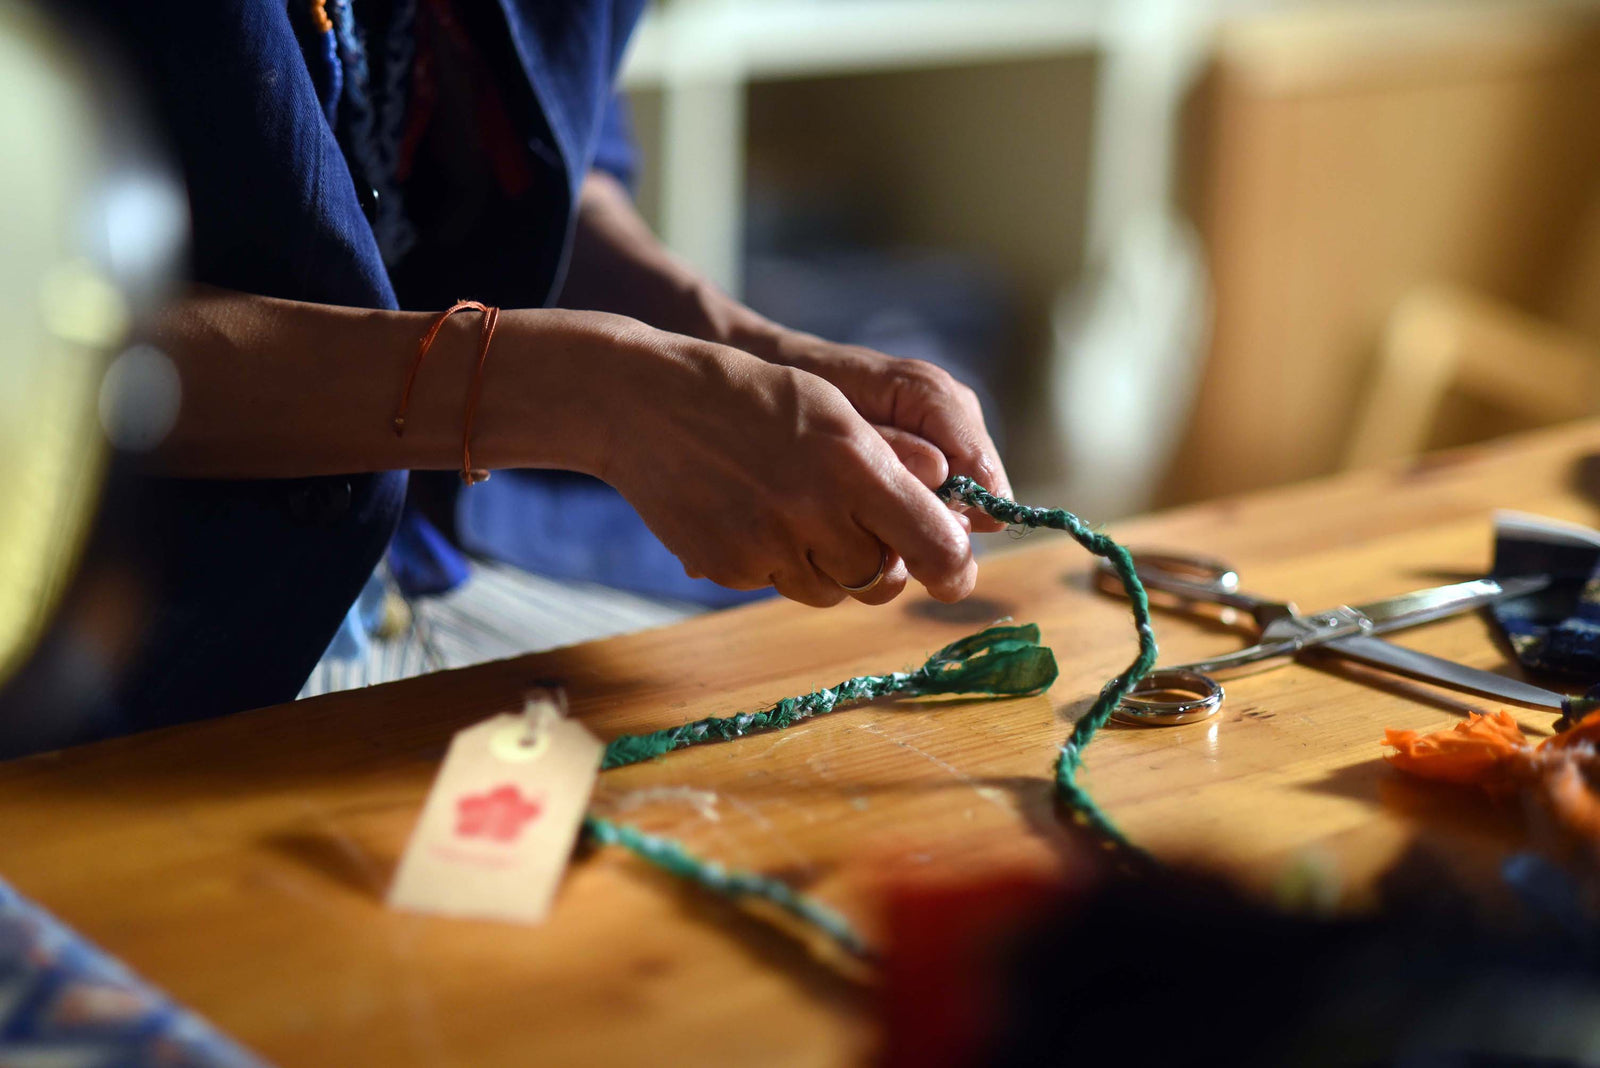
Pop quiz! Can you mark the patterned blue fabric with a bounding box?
[0,876,264,1066]
[321,568,394,661]
[1491,511,1600,679]
[387,508,470,598]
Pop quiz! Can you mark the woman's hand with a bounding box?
[746,330,1013,533]
[593,322,976,607]
[559,173,1011,530]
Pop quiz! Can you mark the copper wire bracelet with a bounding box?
[393,299,500,485]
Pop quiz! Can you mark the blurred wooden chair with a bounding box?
[1158,3,1600,505]
[1344,285,1600,467]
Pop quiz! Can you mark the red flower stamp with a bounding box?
[455,784,543,843]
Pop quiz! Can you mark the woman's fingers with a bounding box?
[603,336,982,608]
[830,351,1011,530]
[806,537,909,606]
[851,476,976,603]
[802,425,969,604]
[871,424,979,544]
[907,392,1011,532]
[848,552,909,606]
[770,561,850,608]
[873,425,948,489]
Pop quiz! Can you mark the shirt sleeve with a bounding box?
[591,91,638,192]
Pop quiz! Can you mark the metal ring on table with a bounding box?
[1111,668,1225,726]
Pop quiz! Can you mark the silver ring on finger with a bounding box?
[838,548,889,593]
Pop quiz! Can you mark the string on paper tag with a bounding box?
[389,687,602,923]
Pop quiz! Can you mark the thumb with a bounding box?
[873,425,948,489]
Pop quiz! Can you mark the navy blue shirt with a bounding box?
[72,0,645,737]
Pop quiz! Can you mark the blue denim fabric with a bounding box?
[1491,512,1600,679]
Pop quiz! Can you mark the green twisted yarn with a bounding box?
[937,476,1159,855]
[585,478,1158,957]
[601,622,1058,770]
[583,815,870,958]
[588,621,1058,958]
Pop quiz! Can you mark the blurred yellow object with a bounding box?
[0,2,183,686]
[39,259,130,348]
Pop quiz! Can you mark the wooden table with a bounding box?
[5,422,1600,1066]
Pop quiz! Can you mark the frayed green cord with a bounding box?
[937,476,1159,857]
[583,815,872,959]
[601,622,1058,770]
[584,476,1159,957]
[587,621,1058,958]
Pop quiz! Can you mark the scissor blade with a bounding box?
[1317,634,1567,712]
[1353,575,1549,635]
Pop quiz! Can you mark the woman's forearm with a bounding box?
[144,287,645,479]
[143,284,983,604]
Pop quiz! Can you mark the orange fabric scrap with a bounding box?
[1383,710,1531,786]
[1541,761,1600,841]
[1540,708,1600,752]
[1383,709,1600,842]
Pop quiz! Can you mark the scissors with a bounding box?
[1094,551,1563,726]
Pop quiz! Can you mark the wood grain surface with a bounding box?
[5,422,1600,1066]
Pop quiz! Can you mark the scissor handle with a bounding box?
[1094,550,1260,612]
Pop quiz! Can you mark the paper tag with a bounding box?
[388,695,602,923]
